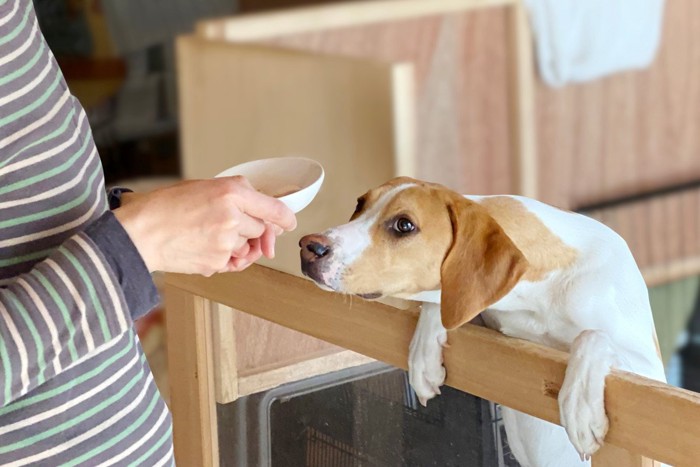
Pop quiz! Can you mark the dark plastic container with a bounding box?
[217,362,520,467]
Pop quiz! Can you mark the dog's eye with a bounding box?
[392,217,416,234]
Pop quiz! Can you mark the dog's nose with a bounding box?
[308,242,330,257]
[299,234,332,259]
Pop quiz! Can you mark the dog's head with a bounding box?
[299,177,529,329]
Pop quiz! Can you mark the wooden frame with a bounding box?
[166,265,700,467]
[195,0,538,198]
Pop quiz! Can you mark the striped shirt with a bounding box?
[0,0,174,464]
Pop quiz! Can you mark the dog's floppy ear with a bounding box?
[440,196,528,330]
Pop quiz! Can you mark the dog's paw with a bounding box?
[559,330,614,461]
[408,325,447,406]
[559,378,609,461]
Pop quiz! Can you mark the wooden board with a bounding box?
[232,307,347,373]
[536,0,700,209]
[177,35,411,276]
[164,285,218,467]
[199,0,516,42]
[263,10,515,195]
[197,6,515,196]
[506,1,537,198]
[166,266,700,467]
[236,349,374,395]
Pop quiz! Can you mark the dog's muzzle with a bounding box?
[299,234,333,284]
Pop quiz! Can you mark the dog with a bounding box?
[299,177,667,467]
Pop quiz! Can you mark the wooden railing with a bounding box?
[164,265,700,467]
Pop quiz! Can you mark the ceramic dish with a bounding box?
[216,157,324,213]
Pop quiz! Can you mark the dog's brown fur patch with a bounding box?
[479,197,578,281]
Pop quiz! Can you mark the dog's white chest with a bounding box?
[481,308,573,352]
[408,279,581,352]
[480,279,579,352]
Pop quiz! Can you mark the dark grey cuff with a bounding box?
[84,211,160,321]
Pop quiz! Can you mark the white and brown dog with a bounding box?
[299,177,667,467]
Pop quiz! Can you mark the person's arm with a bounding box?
[0,224,150,407]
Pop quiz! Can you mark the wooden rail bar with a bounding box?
[166,265,700,467]
[196,0,517,42]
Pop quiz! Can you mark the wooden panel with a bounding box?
[506,2,537,197]
[200,8,514,195]
[199,0,515,41]
[537,0,700,208]
[237,349,374,396]
[164,285,218,467]
[210,304,238,403]
[231,307,345,373]
[166,266,700,467]
[211,304,375,403]
[177,35,408,276]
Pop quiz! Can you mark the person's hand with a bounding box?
[114,177,296,275]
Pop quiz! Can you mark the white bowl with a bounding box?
[215,157,324,213]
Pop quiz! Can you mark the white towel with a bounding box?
[523,0,666,87]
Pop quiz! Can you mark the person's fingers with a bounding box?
[234,212,266,239]
[231,235,249,253]
[246,237,262,261]
[261,225,276,259]
[224,178,297,231]
[226,242,263,272]
[232,241,250,258]
[226,257,250,272]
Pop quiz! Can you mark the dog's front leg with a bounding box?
[408,302,447,406]
[559,330,618,461]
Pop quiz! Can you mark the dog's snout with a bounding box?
[299,234,332,259]
[299,234,334,284]
[307,241,330,257]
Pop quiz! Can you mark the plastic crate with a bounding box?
[217,362,521,467]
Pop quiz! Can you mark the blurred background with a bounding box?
[36,0,700,465]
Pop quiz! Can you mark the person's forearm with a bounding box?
[84,211,160,319]
[0,232,138,407]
